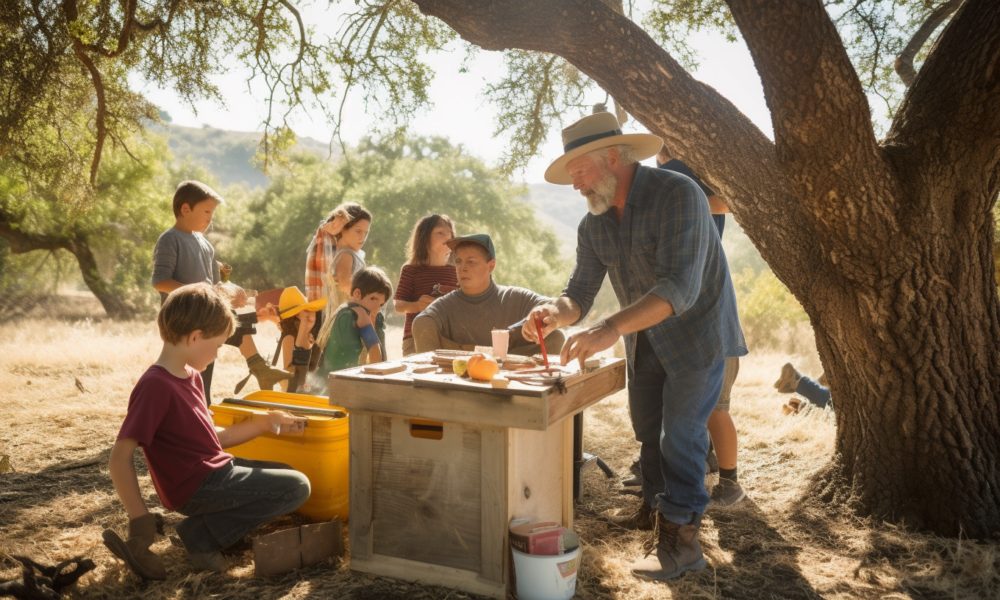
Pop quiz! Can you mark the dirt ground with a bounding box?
[1,314,998,599]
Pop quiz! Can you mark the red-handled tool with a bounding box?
[533,314,550,369]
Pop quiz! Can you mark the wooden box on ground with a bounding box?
[329,355,625,599]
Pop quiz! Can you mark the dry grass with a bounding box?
[1,316,998,600]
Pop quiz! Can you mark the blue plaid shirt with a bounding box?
[562,165,747,376]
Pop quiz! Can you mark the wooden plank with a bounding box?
[411,374,548,396]
[330,376,549,431]
[371,416,482,572]
[507,426,567,526]
[349,413,373,560]
[547,360,627,426]
[350,555,506,600]
[300,520,344,567]
[561,417,574,529]
[479,428,506,584]
[363,362,407,375]
[252,528,301,576]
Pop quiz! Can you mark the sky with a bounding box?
[137,8,773,184]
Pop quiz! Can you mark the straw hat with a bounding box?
[278,286,327,319]
[544,112,662,185]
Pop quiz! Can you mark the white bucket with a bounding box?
[511,546,581,600]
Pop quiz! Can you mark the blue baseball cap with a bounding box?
[446,233,496,260]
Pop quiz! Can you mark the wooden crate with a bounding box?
[330,355,625,599]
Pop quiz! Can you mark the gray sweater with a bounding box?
[152,228,219,302]
[412,280,551,353]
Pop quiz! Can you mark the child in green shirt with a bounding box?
[324,267,393,372]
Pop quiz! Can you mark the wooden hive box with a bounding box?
[329,355,626,599]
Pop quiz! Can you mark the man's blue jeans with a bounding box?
[628,333,725,525]
[174,458,311,554]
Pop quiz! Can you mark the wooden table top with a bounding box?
[328,352,626,431]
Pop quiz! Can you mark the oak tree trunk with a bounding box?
[0,220,136,320]
[413,0,1000,537]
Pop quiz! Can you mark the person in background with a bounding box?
[412,234,564,356]
[324,267,392,372]
[394,214,458,356]
[274,287,326,393]
[774,363,831,412]
[305,205,350,327]
[656,145,745,507]
[152,181,289,403]
[331,204,372,304]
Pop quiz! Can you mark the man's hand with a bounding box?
[523,304,560,342]
[560,321,620,368]
[352,306,372,328]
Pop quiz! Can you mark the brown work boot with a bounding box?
[608,500,656,531]
[774,363,802,393]
[102,514,167,580]
[246,353,292,391]
[631,513,706,580]
[817,372,828,387]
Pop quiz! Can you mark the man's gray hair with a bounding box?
[590,144,638,167]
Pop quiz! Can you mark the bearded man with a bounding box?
[524,112,746,581]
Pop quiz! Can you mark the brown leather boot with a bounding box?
[102,514,167,580]
[235,353,292,393]
[608,500,656,531]
[631,513,706,580]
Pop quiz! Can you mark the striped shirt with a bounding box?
[394,264,459,338]
[562,165,746,377]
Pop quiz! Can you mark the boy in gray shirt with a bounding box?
[153,181,290,402]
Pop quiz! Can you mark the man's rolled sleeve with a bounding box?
[648,186,710,317]
[562,220,607,323]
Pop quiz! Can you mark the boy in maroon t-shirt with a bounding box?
[102,284,311,579]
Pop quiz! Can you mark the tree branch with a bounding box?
[887,0,1000,204]
[894,0,961,87]
[62,0,107,185]
[724,1,895,219]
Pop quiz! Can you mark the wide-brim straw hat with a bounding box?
[544,112,662,185]
[279,286,327,319]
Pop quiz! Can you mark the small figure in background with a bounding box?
[774,363,831,413]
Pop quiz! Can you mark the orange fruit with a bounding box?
[467,353,499,381]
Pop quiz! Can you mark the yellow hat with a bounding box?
[278,286,327,319]
[545,112,662,185]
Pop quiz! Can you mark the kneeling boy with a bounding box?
[103,284,311,579]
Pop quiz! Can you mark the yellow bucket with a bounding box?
[211,391,349,521]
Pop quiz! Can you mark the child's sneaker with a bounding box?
[709,478,745,507]
[773,363,802,393]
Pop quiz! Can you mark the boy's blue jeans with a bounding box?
[628,333,725,526]
[796,376,832,410]
[174,458,311,554]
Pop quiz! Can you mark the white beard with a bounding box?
[585,172,617,215]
